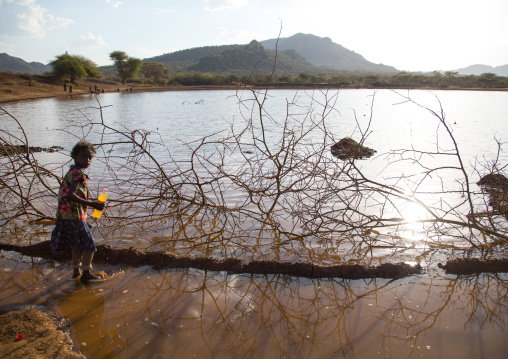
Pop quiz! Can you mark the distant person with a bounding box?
[64,83,67,92]
[50,141,105,283]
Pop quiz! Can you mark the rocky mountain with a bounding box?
[0,53,51,75]
[455,64,508,77]
[260,33,398,74]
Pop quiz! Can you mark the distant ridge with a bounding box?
[260,33,397,74]
[455,64,508,77]
[0,53,50,75]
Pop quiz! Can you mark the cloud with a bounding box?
[156,9,174,15]
[204,0,248,11]
[106,0,122,8]
[9,3,73,38]
[71,32,108,48]
[4,0,36,5]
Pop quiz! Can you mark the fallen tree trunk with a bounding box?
[438,258,508,275]
[0,240,421,279]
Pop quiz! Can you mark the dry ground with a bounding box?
[0,309,84,359]
[0,72,238,104]
[0,72,136,103]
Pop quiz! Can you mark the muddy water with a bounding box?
[1,250,507,359]
[2,90,508,358]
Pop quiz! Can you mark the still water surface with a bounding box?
[4,89,507,164]
[1,89,508,358]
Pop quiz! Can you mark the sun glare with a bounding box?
[401,201,429,223]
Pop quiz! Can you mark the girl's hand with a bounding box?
[91,201,105,211]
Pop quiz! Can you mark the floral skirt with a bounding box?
[50,218,96,253]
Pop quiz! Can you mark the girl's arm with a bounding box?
[65,180,105,211]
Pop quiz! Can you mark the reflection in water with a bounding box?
[57,286,125,358]
[1,252,507,358]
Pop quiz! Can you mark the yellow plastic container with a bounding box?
[93,189,108,218]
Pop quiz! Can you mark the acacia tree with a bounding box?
[50,53,101,83]
[109,51,143,84]
[139,62,168,83]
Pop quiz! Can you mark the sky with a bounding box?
[0,0,507,72]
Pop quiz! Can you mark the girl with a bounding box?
[50,141,105,283]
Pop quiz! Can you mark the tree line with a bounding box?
[49,52,508,89]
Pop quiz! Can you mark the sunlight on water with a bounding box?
[401,201,430,223]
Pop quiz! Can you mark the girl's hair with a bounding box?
[71,141,96,158]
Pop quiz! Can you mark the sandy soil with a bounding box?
[0,309,84,358]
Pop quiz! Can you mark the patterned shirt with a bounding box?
[56,165,89,222]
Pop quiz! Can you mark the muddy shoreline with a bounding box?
[0,309,84,359]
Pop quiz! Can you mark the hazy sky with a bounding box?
[0,0,507,72]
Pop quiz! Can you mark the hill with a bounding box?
[142,34,398,75]
[455,64,508,77]
[144,44,242,73]
[0,53,51,75]
[187,40,317,75]
[260,33,398,74]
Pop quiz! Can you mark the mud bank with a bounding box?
[0,309,83,359]
[0,144,64,156]
[330,137,376,160]
[0,240,422,279]
[438,258,508,275]
[477,173,508,220]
